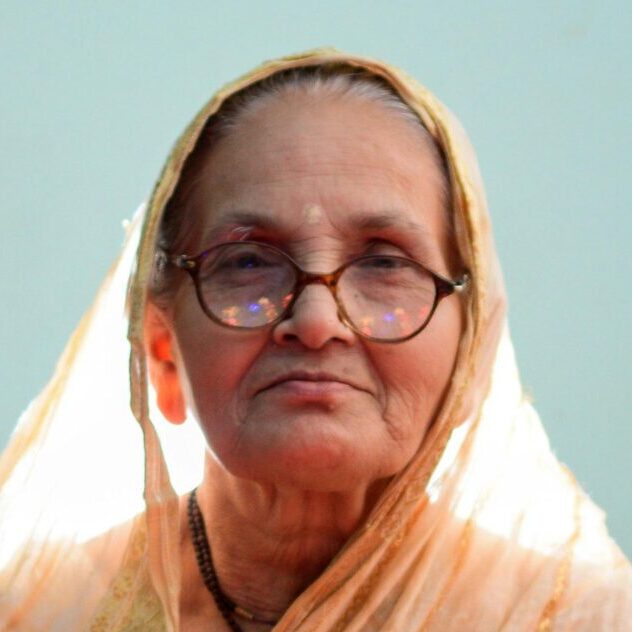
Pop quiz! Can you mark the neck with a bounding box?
[182,456,387,625]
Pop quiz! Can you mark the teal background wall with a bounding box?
[1,2,630,557]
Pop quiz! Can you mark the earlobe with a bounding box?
[144,302,187,424]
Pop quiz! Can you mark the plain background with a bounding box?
[1,2,630,558]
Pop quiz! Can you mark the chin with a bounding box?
[215,422,410,493]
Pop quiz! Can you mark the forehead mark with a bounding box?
[303,204,324,225]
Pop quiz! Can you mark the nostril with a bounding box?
[279,330,299,344]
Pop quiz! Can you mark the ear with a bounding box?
[144,301,187,424]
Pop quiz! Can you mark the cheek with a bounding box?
[172,304,267,426]
[375,300,462,440]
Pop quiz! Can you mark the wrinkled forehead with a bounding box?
[144,55,469,251]
[169,65,454,250]
[135,53,486,308]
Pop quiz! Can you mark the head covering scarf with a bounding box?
[1,49,630,632]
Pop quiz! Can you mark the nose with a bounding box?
[272,282,356,349]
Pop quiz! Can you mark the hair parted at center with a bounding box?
[150,65,453,304]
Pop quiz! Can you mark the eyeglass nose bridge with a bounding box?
[285,268,346,321]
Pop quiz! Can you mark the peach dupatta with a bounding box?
[1,49,630,631]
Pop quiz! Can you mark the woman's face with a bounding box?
[150,91,463,492]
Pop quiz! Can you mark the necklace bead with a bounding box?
[187,488,277,631]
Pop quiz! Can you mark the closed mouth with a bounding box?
[259,371,362,394]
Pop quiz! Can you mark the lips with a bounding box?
[257,370,365,395]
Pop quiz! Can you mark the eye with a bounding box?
[201,244,291,286]
[361,238,407,258]
[212,246,281,272]
[230,253,269,270]
[359,255,405,269]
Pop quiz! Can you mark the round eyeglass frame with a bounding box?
[166,240,470,343]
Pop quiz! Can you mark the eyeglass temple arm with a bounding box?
[168,254,196,270]
[454,272,470,291]
[436,272,471,298]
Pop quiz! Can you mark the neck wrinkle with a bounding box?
[190,456,387,620]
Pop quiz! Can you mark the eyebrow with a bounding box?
[345,210,440,255]
[201,210,278,245]
[205,208,438,253]
[348,210,433,237]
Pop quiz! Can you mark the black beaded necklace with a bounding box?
[187,488,277,631]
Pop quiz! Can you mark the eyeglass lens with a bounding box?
[197,242,436,339]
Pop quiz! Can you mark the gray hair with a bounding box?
[151,66,452,302]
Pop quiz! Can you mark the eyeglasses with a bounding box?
[166,241,469,343]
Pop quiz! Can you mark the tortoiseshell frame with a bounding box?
[168,240,469,343]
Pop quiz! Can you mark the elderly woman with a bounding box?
[0,50,630,631]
